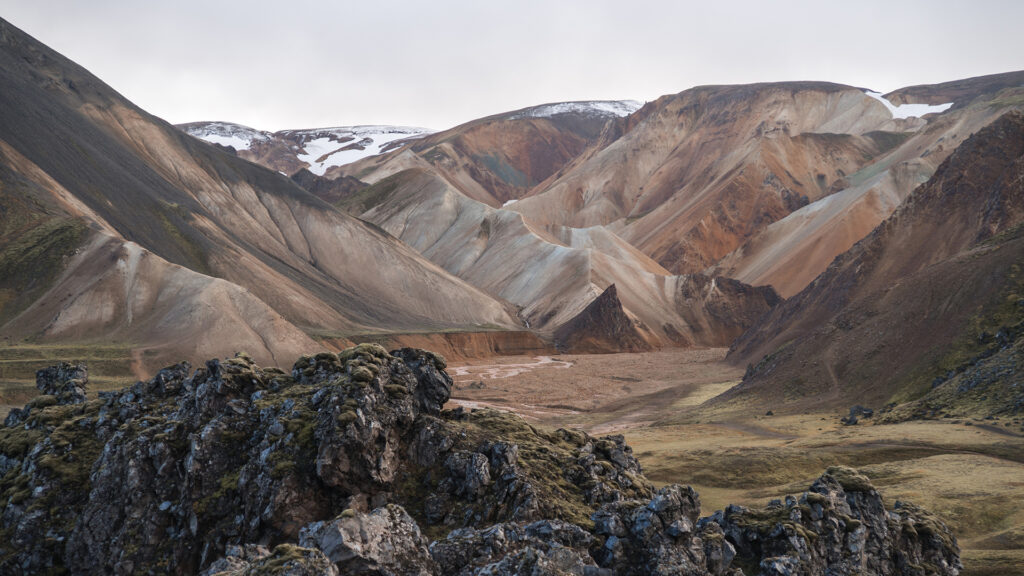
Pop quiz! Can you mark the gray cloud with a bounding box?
[3,0,1022,131]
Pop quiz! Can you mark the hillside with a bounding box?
[333,166,781,348]
[727,111,1024,414]
[301,73,1022,303]
[0,17,518,373]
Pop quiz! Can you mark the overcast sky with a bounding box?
[3,1,1022,131]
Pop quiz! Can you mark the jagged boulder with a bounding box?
[299,505,435,575]
[591,484,735,575]
[202,544,339,575]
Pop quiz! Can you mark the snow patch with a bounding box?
[182,122,270,151]
[502,199,518,207]
[280,126,434,176]
[511,100,642,120]
[864,91,953,120]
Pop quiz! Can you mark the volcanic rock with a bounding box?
[0,350,960,574]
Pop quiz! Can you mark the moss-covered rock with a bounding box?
[0,352,960,576]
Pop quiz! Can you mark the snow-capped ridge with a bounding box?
[510,100,643,120]
[181,121,271,151]
[179,122,435,175]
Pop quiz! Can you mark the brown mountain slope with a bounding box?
[885,70,1024,107]
[335,101,639,207]
[342,167,780,349]
[3,232,317,369]
[725,112,1024,412]
[0,18,518,372]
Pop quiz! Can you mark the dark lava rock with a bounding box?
[0,351,961,575]
[4,361,88,427]
[711,466,960,576]
[850,405,874,419]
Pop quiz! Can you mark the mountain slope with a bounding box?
[726,111,1024,413]
[711,75,1024,296]
[506,83,905,273]
[350,167,780,348]
[335,100,641,207]
[0,18,518,372]
[502,78,1023,299]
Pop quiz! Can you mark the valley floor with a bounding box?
[448,348,1024,576]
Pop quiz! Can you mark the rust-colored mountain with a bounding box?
[726,111,1024,413]
[505,78,1024,297]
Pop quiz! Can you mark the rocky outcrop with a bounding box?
[0,349,960,574]
[711,466,960,576]
[299,504,435,575]
[3,361,88,426]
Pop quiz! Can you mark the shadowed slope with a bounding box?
[727,112,1024,412]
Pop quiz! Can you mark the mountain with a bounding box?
[500,76,1024,297]
[0,17,518,373]
[265,73,1021,308]
[179,121,434,176]
[333,99,642,207]
[553,284,655,353]
[322,162,781,347]
[710,71,1024,296]
[726,111,1024,414]
[230,75,1022,351]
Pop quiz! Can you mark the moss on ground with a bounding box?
[826,465,875,492]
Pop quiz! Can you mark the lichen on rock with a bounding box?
[0,349,961,575]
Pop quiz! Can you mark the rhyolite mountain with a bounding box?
[246,68,1024,352]
[0,14,785,371]
[322,70,1024,300]
[0,17,520,374]
[299,98,787,346]
[727,111,1024,417]
[0,346,961,574]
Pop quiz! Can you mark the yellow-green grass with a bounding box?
[625,414,1024,576]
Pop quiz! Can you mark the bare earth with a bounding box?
[446,348,1024,576]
